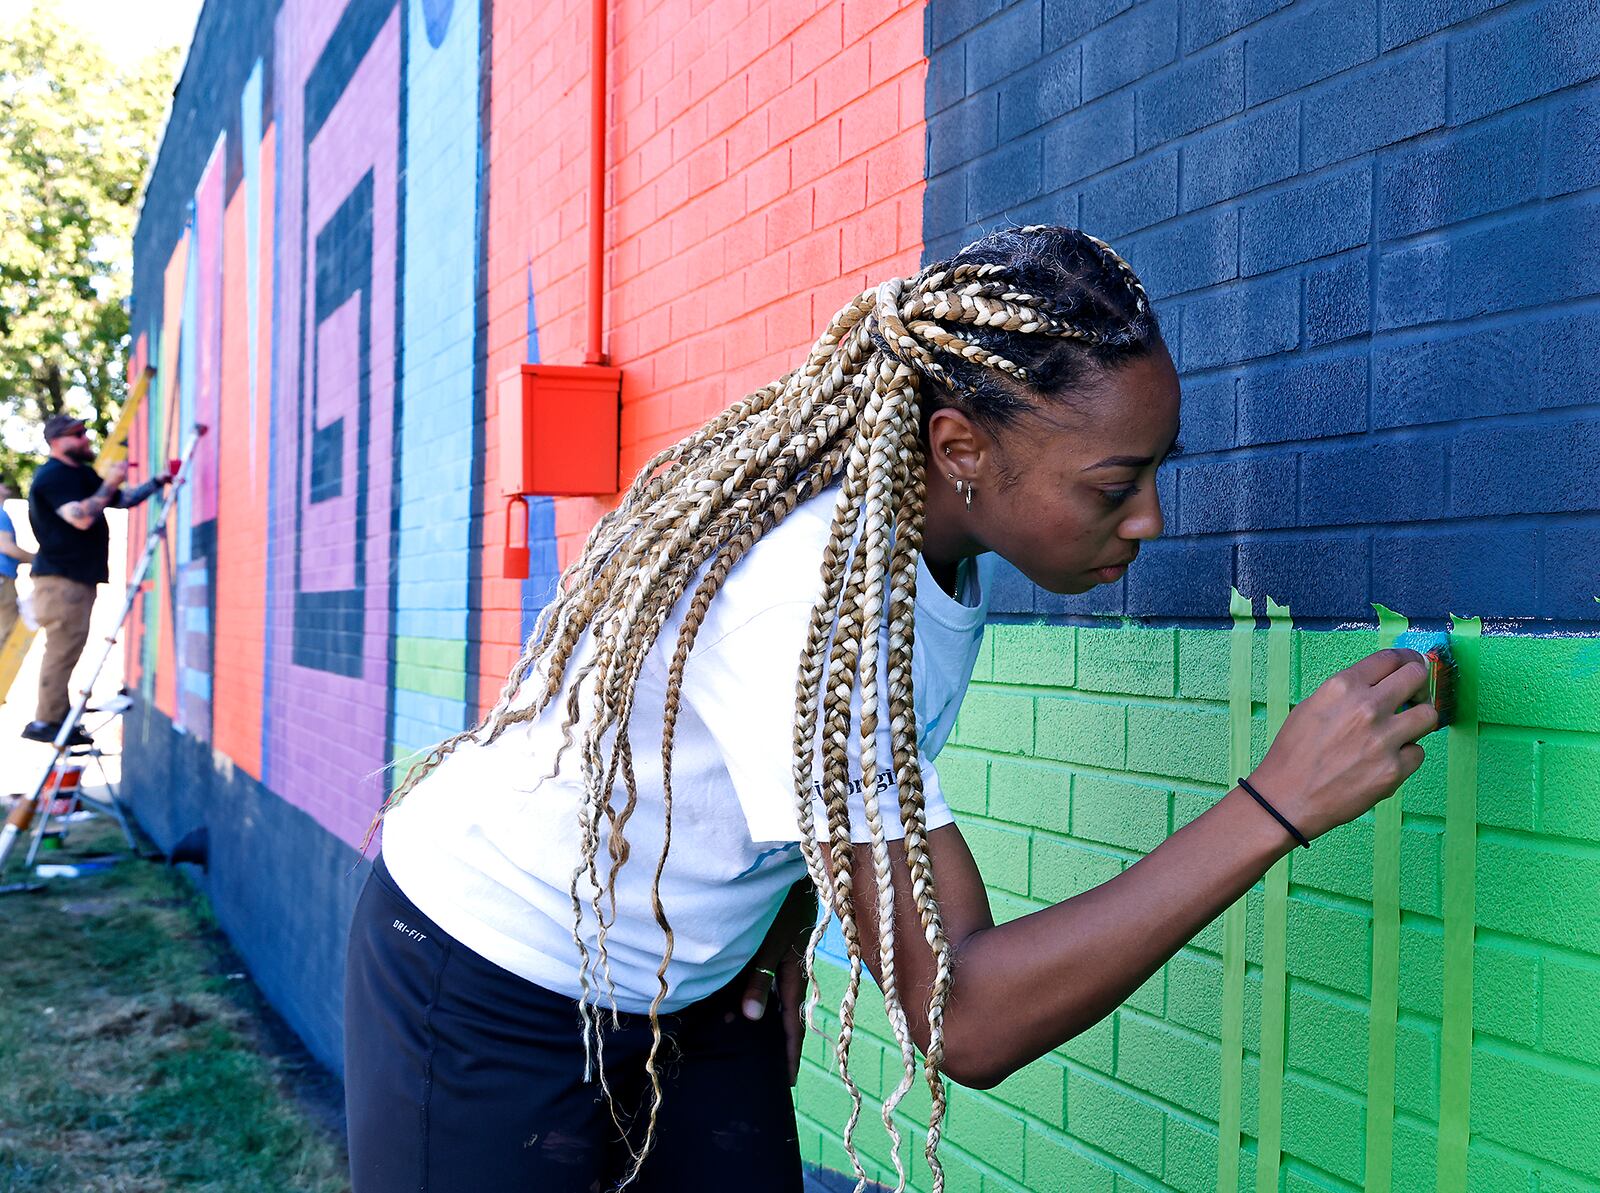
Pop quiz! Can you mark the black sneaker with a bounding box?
[19,722,92,748]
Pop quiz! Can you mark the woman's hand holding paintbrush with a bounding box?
[835,648,1442,1089]
[1246,647,1443,844]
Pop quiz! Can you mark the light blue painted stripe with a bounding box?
[241,60,262,480]
[397,0,480,734]
[393,687,468,734]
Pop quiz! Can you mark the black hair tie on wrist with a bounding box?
[1237,776,1312,850]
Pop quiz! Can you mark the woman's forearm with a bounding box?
[941,785,1294,1087]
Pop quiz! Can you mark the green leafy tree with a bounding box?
[0,7,176,489]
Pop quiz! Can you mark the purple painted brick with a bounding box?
[1305,252,1371,346]
[1183,0,1295,52]
[1239,165,1372,276]
[1243,0,1379,105]
[1041,91,1135,186]
[1081,0,1178,100]
[1081,150,1179,237]
[998,47,1082,140]
[1300,438,1447,526]
[1450,417,1600,516]
[1237,533,1369,618]
[1180,274,1300,370]
[1136,44,1245,147]
[1237,353,1367,446]
[965,0,1044,94]
[1377,242,1449,329]
[1450,0,1600,123]
[1372,526,1539,618]
[1376,110,1542,238]
[1125,537,1234,616]
[1303,43,1446,169]
[1124,208,1238,299]
[1181,454,1298,533]
[1180,102,1300,211]
[1449,200,1600,320]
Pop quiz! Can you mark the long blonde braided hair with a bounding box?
[369,225,1158,1190]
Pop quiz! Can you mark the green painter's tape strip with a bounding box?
[1256,597,1293,1193]
[1437,616,1481,1191]
[1218,588,1254,1193]
[1365,604,1409,1193]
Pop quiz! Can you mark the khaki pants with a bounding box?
[0,575,17,647]
[32,575,96,725]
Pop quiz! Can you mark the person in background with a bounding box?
[0,480,34,645]
[21,414,167,747]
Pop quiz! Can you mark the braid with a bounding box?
[366,226,1157,1189]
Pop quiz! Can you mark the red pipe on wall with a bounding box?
[585,0,608,366]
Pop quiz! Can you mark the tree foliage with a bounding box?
[0,7,176,488]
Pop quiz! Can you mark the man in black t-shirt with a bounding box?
[22,414,167,746]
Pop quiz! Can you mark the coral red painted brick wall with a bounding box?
[478,0,928,714]
[210,136,273,780]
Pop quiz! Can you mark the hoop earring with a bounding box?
[950,476,974,511]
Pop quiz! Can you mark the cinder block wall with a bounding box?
[795,623,1600,1191]
[923,0,1597,625]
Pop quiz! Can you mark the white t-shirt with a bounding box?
[382,484,989,1013]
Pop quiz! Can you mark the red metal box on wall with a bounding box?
[497,363,623,496]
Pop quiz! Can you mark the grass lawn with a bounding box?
[0,816,350,1191]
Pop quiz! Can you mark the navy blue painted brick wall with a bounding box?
[925,0,1600,628]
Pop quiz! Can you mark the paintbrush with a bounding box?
[1391,629,1458,729]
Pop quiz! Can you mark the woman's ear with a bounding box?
[927,409,985,482]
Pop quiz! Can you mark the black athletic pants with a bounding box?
[344,854,804,1193]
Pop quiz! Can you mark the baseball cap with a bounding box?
[43,415,88,441]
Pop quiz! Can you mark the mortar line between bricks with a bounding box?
[1119,1002,1386,1112]
[946,743,1238,792]
[1280,880,1444,927]
[800,1067,1186,1193]
[807,996,1323,1189]
[1477,823,1600,861]
[1427,1130,1600,1192]
[1473,926,1600,970]
[1273,1155,1364,1193]
[969,680,1234,710]
[1475,1032,1600,1085]
[1479,723,1600,746]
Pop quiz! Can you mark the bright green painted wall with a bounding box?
[794,622,1600,1192]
